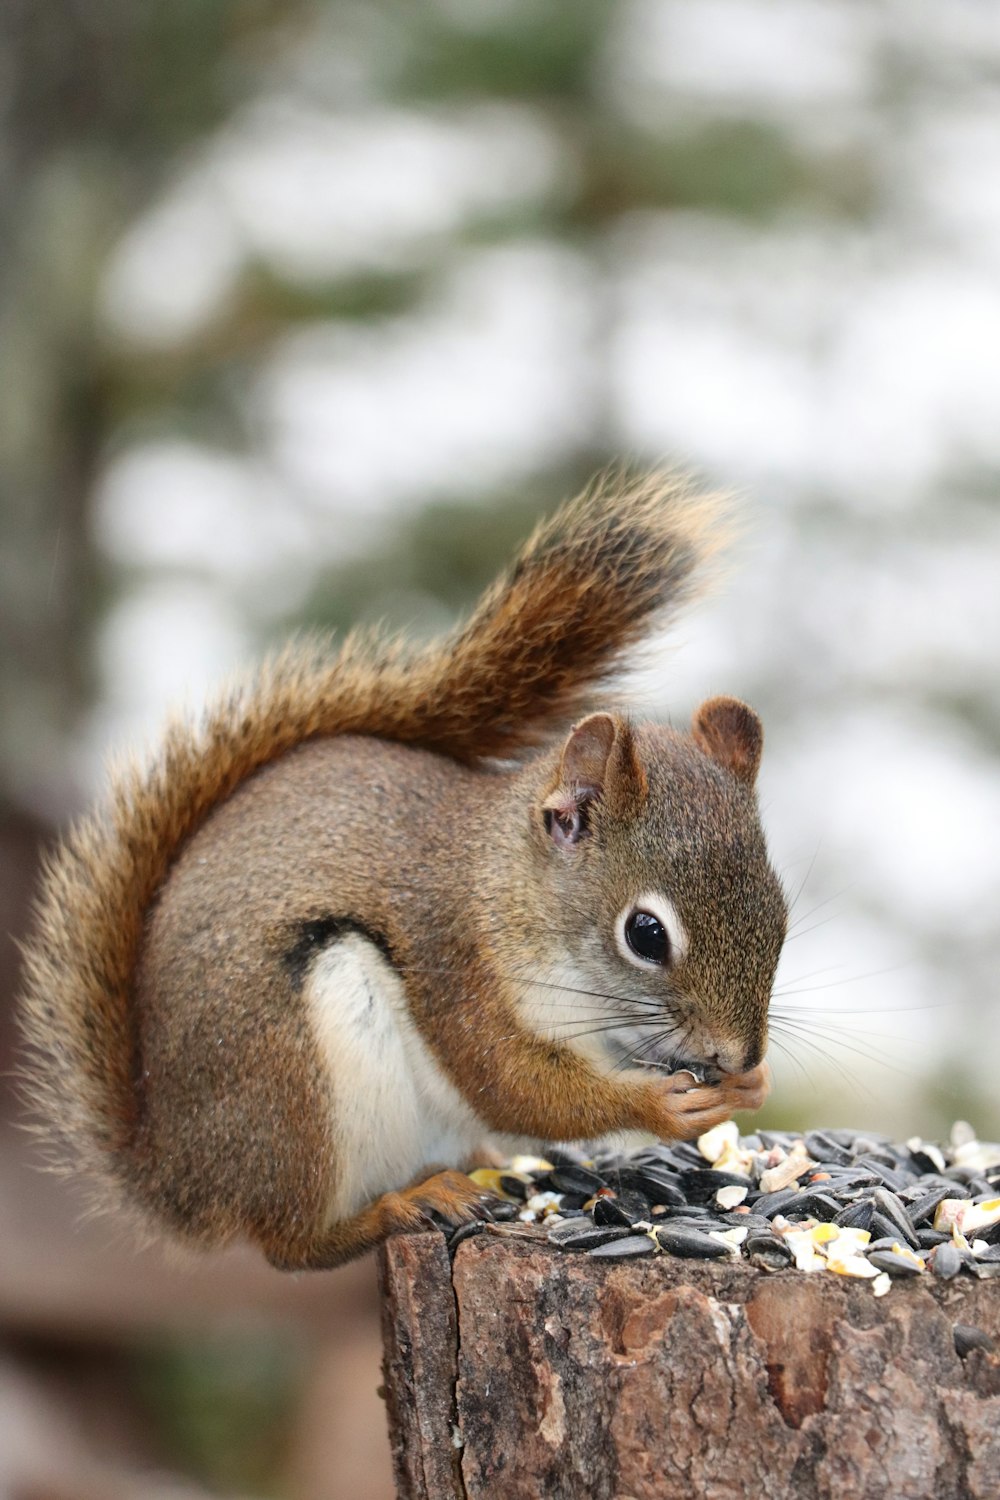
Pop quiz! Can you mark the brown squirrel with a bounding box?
[19,473,787,1270]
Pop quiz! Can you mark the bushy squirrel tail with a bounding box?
[411,469,728,759]
[18,470,728,1191]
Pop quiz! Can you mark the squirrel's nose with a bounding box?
[740,1041,764,1072]
[710,1041,762,1074]
[704,1045,738,1075]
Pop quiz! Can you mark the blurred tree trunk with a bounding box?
[0,1,279,816]
[0,1,302,1089]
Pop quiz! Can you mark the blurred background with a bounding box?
[2,0,998,1494]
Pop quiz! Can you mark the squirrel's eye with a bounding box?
[624,910,670,966]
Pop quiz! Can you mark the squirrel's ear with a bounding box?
[543,713,646,848]
[559,712,617,790]
[691,696,763,787]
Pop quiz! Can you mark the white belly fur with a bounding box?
[304,932,487,1222]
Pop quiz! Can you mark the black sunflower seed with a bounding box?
[807,1167,880,1191]
[751,1187,799,1219]
[945,1166,991,1189]
[547,1165,607,1196]
[855,1156,911,1192]
[745,1233,793,1269]
[815,1170,881,1194]
[858,1139,899,1161]
[679,1168,754,1203]
[758,1130,800,1150]
[906,1147,946,1175]
[825,1129,864,1147]
[498,1174,530,1200]
[871,1212,906,1243]
[717,1212,771,1231]
[931,1242,962,1280]
[592,1191,651,1228]
[872,1188,920,1249]
[657,1215,725,1235]
[588,1233,657,1259]
[647,1142,706,1169]
[593,1153,630,1176]
[925,1176,973,1199]
[550,1193,591,1211]
[547,1222,631,1250]
[546,1146,595,1168]
[867,1249,924,1278]
[804,1130,855,1166]
[834,1198,875,1231]
[652,1203,714,1222]
[654,1225,733,1259]
[606,1166,685,1205]
[781,1189,843,1221]
[906,1184,957,1225]
[916,1228,950,1248]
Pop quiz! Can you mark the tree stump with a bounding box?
[378,1229,1000,1500]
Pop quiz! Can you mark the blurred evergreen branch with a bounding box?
[132,1330,304,1495]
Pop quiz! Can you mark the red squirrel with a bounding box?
[20,474,787,1269]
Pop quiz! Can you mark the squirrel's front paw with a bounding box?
[641,1062,770,1141]
[717,1061,770,1114]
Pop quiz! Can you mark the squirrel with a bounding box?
[19,473,787,1271]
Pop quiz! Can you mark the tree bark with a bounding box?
[378,1229,1000,1500]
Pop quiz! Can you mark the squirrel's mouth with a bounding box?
[635,1053,723,1087]
[601,1027,722,1086]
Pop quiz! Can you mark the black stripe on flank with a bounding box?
[282,916,395,988]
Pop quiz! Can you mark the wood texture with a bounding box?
[378,1233,464,1499]
[379,1229,1000,1500]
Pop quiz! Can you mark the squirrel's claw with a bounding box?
[391,1169,496,1231]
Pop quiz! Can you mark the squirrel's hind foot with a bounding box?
[262,1168,493,1271]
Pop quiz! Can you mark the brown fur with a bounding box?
[18,471,787,1269]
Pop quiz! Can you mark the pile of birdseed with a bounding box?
[462,1120,1000,1294]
